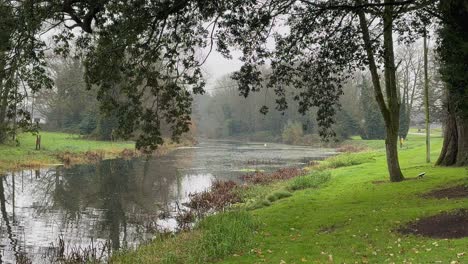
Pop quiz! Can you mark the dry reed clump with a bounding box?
[119,148,138,159]
[175,180,241,230]
[56,151,104,166]
[240,168,306,184]
[48,236,110,263]
[186,180,241,215]
[84,150,104,162]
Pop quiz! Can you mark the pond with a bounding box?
[0,140,335,263]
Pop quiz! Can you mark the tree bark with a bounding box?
[423,30,430,163]
[436,105,458,166]
[0,86,8,143]
[386,126,404,181]
[436,107,468,166]
[455,116,468,166]
[358,0,405,182]
[435,0,468,167]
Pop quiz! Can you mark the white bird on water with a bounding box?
[264,143,267,147]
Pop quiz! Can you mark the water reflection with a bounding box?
[0,140,334,263]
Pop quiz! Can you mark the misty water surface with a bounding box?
[0,140,335,263]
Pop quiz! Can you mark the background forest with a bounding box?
[33,40,443,146]
[193,42,443,145]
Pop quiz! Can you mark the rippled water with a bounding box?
[0,140,335,263]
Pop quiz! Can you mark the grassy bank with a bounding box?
[0,132,136,173]
[114,133,467,263]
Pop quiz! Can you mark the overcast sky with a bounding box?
[201,47,243,92]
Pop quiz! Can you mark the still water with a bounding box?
[0,140,334,263]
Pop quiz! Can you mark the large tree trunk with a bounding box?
[358,0,405,182]
[455,116,468,166]
[436,90,468,166]
[436,106,458,166]
[436,109,468,166]
[435,0,468,167]
[382,1,404,182]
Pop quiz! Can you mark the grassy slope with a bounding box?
[0,132,135,173]
[221,135,467,263]
[114,133,467,263]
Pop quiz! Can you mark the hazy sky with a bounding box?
[202,47,243,92]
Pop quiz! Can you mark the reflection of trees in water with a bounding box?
[0,175,20,262]
[0,150,197,261]
[49,157,185,250]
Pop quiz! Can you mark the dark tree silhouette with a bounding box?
[436,0,468,166]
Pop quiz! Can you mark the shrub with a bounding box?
[282,121,304,145]
[289,171,331,191]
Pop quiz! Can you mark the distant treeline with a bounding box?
[192,74,380,145]
[193,43,443,145]
[39,42,443,145]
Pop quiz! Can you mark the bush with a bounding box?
[289,171,331,191]
[282,121,304,145]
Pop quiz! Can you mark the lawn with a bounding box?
[0,131,135,173]
[114,133,468,263]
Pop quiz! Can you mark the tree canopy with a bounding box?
[3,0,466,180]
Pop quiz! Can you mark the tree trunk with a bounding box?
[0,88,8,143]
[423,30,431,163]
[435,0,468,167]
[386,126,404,181]
[0,54,9,144]
[455,116,468,166]
[436,94,468,167]
[358,0,405,182]
[436,108,458,166]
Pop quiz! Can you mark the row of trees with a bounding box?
[0,0,466,182]
[35,59,118,140]
[194,40,443,146]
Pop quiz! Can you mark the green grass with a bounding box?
[0,131,135,173]
[114,133,468,263]
[266,190,293,202]
[114,211,258,264]
[288,171,331,191]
